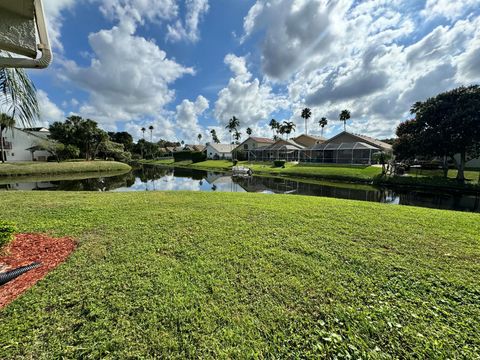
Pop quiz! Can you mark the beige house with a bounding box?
[233,137,275,152]
[292,134,326,148]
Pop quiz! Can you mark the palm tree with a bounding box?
[197,133,202,144]
[284,121,296,139]
[148,125,154,142]
[0,66,39,126]
[141,127,146,139]
[339,110,351,131]
[318,117,328,137]
[279,121,296,140]
[225,116,240,143]
[0,113,15,163]
[301,108,312,135]
[210,129,220,144]
[269,119,279,138]
[246,127,252,136]
[233,129,242,143]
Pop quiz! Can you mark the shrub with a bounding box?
[233,160,238,166]
[173,151,207,163]
[0,222,17,250]
[273,160,286,168]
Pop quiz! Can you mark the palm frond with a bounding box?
[0,63,39,127]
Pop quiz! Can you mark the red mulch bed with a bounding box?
[0,234,76,309]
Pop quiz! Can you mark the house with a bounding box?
[183,144,206,152]
[205,143,236,159]
[1,127,52,162]
[292,134,326,148]
[233,137,275,153]
[248,138,306,162]
[300,131,392,164]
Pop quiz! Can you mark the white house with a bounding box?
[1,127,52,162]
[205,143,236,160]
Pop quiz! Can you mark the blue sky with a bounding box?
[29,0,480,143]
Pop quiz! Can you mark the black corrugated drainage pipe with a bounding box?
[0,262,41,286]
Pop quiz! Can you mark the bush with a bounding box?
[273,160,286,168]
[0,222,17,250]
[173,151,207,163]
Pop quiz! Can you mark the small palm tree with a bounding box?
[285,121,296,139]
[339,110,351,131]
[246,127,252,136]
[233,129,242,143]
[197,133,202,144]
[0,113,15,163]
[318,117,328,137]
[269,119,279,138]
[225,116,240,143]
[210,129,220,144]
[148,125,154,142]
[301,108,312,135]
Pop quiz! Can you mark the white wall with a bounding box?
[1,128,51,162]
[206,145,232,159]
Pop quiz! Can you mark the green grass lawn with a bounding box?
[0,161,131,177]
[1,192,479,358]
[407,168,480,184]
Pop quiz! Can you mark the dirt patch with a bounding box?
[0,233,76,309]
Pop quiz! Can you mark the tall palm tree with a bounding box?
[269,119,279,138]
[246,127,252,136]
[148,125,154,142]
[197,133,202,144]
[318,117,328,137]
[339,109,351,131]
[0,113,15,163]
[141,127,146,139]
[301,108,312,135]
[0,65,39,126]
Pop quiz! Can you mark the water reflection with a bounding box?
[1,165,479,213]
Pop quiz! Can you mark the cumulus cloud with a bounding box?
[166,0,210,42]
[241,0,480,137]
[215,54,288,129]
[62,20,194,126]
[174,95,209,142]
[99,0,179,24]
[37,90,65,126]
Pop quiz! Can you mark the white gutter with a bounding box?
[0,0,52,69]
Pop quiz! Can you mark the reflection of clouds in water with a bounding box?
[112,174,246,193]
[113,176,202,192]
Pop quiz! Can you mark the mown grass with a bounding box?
[0,161,131,177]
[407,168,480,184]
[0,192,479,358]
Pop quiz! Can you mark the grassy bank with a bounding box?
[0,161,131,177]
[145,159,383,182]
[1,192,479,358]
[144,159,480,191]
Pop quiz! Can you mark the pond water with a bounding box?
[1,165,479,213]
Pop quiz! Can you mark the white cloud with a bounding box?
[166,0,210,43]
[215,54,288,129]
[62,20,194,127]
[240,0,480,138]
[42,0,77,50]
[99,0,179,23]
[37,90,65,126]
[421,0,479,21]
[175,95,209,142]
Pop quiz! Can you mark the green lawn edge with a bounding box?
[0,161,131,177]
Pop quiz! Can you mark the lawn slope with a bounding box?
[0,192,479,358]
[0,161,131,177]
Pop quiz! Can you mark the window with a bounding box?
[244,144,248,150]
